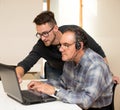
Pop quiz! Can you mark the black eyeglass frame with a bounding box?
[36,26,54,39]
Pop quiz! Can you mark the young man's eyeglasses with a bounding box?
[36,26,54,39]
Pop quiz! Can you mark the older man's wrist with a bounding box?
[54,87,60,96]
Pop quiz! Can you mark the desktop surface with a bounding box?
[0,80,82,110]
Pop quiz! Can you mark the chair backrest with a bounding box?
[110,83,117,110]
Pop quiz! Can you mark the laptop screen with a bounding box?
[0,63,23,103]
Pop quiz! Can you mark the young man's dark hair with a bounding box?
[33,11,57,26]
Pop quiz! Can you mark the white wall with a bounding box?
[50,0,80,26]
[0,0,43,72]
[83,0,120,75]
[1,0,119,75]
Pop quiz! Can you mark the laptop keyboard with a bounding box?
[22,90,44,102]
[22,90,56,103]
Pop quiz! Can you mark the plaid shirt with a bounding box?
[49,48,113,109]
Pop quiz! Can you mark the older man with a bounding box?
[28,26,114,110]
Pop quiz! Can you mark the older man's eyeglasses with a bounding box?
[36,26,54,39]
[59,42,75,49]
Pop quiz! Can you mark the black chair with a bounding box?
[110,83,117,110]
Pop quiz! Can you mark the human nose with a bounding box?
[59,45,64,52]
[41,35,46,41]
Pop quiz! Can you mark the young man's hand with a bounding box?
[15,66,24,83]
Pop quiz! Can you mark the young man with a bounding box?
[15,11,109,83]
[27,26,114,110]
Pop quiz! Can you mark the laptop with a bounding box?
[0,63,56,105]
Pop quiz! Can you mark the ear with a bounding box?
[75,41,81,50]
[80,42,84,50]
[53,25,59,32]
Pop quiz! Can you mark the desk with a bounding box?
[0,80,82,110]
